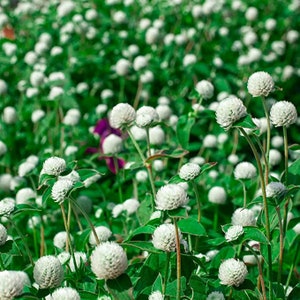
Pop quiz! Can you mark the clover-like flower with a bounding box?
[216,96,247,130]
[0,197,15,216]
[266,182,287,198]
[195,80,214,99]
[51,179,74,204]
[231,208,256,226]
[234,162,257,180]
[0,223,7,246]
[218,258,248,286]
[42,157,66,176]
[208,186,227,204]
[225,225,244,242]
[89,226,112,246]
[247,71,274,97]
[90,241,128,280]
[155,184,188,210]
[109,103,136,129]
[46,287,80,300]
[136,106,159,128]
[179,163,201,181]
[270,101,297,127]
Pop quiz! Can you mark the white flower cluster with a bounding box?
[225,225,244,242]
[109,103,136,129]
[266,182,287,198]
[51,179,74,204]
[89,226,112,246]
[270,101,297,127]
[0,197,15,216]
[42,157,66,176]
[247,71,274,97]
[136,106,159,128]
[231,208,256,226]
[179,163,201,181]
[0,223,7,246]
[102,134,123,155]
[195,80,214,99]
[234,162,257,180]
[46,287,80,300]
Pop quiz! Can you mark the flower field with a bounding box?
[0,0,299,299]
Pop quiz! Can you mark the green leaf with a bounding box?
[165,277,186,298]
[189,275,207,299]
[125,225,156,241]
[76,169,101,181]
[146,148,189,162]
[167,207,188,218]
[38,174,55,188]
[289,144,300,151]
[176,115,195,149]
[215,76,231,92]
[122,241,162,254]
[168,175,184,184]
[0,240,13,253]
[287,158,300,185]
[234,114,258,130]
[106,274,133,300]
[210,246,236,269]
[243,227,269,244]
[14,204,42,216]
[200,162,217,175]
[137,195,153,225]
[177,218,207,236]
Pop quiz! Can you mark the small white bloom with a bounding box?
[0,79,7,95]
[31,109,45,123]
[152,223,181,252]
[83,173,101,187]
[42,157,66,176]
[206,291,225,300]
[18,161,35,177]
[149,290,164,300]
[109,103,136,129]
[231,208,256,226]
[89,226,112,246]
[155,104,172,121]
[269,149,282,166]
[57,1,75,18]
[234,162,257,179]
[2,106,17,124]
[218,258,248,286]
[30,71,45,87]
[270,101,297,127]
[247,71,274,97]
[195,80,214,99]
[135,170,148,182]
[0,223,7,245]
[155,184,188,210]
[183,53,197,67]
[136,106,159,128]
[266,182,287,198]
[115,58,131,76]
[102,134,123,155]
[149,126,165,145]
[16,187,36,205]
[48,86,64,100]
[225,225,244,242]
[53,231,73,249]
[51,179,74,204]
[179,163,201,181]
[47,287,80,300]
[68,251,87,272]
[245,7,258,21]
[203,134,218,148]
[208,186,226,204]
[0,141,7,156]
[123,198,140,215]
[0,197,15,216]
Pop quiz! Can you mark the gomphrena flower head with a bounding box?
[0,197,15,216]
[0,223,7,246]
[51,179,74,204]
[46,287,80,300]
[42,157,66,176]
[225,225,244,242]
[136,106,159,128]
[206,291,225,300]
[231,208,256,226]
[33,255,64,289]
[215,96,247,130]
[109,103,136,129]
[270,101,297,127]
[155,184,188,210]
[195,80,214,99]
[234,162,257,180]
[152,223,182,252]
[53,231,73,249]
[102,134,123,155]
[266,182,287,198]
[90,241,128,280]
[218,258,248,286]
[208,186,227,204]
[247,71,274,97]
[89,226,112,246]
[179,163,201,181]
[0,270,30,300]
[149,290,164,300]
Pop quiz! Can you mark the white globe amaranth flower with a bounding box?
[270,101,297,127]
[247,71,274,97]
[42,157,66,176]
[231,208,256,226]
[123,198,140,215]
[16,187,36,205]
[0,141,7,156]
[46,287,80,300]
[225,225,244,242]
[33,255,64,289]
[206,291,225,300]
[18,161,35,177]
[133,55,148,71]
[90,241,128,280]
[89,226,112,246]
[115,58,131,76]
[0,270,30,300]
[195,80,214,99]
[215,96,247,130]
[130,125,147,141]
[112,203,124,218]
[109,103,136,129]
[179,163,201,180]
[0,198,15,216]
[269,149,282,166]
[83,173,101,187]
[57,252,71,265]
[31,109,45,123]
[0,223,7,246]
[2,106,17,124]
[155,104,172,121]
[266,182,287,198]
[136,106,159,128]
[135,170,148,182]
[57,0,75,18]
[68,251,87,272]
[203,134,218,148]
[234,162,257,180]
[53,231,73,249]
[51,179,74,204]
[218,258,248,286]
[102,134,123,155]
[48,86,64,100]
[149,290,164,300]
[149,126,165,145]
[183,53,197,67]
[208,186,227,204]
[155,184,188,210]
[152,223,181,252]
[30,71,45,87]
[58,170,80,185]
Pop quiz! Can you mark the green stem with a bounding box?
[239,128,273,299]
[240,180,247,207]
[0,254,5,270]
[261,97,271,169]
[213,205,219,232]
[162,252,171,295]
[285,241,299,292]
[174,218,181,300]
[275,205,284,287]
[113,156,123,203]
[283,126,289,185]
[192,180,201,223]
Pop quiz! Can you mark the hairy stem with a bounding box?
[174,218,181,300]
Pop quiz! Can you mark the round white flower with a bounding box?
[53,231,73,249]
[18,161,35,177]
[152,223,181,252]
[155,184,188,210]
[68,251,87,272]
[206,291,225,300]
[203,134,218,148]
[208,186,226,204]
[266,182,287,198]
[247,71,274,97]
[231,208,256,226]
[225,225,244,242]
[57,1,75,18]
[135,170,148,182]
[123,198,140,215]
[149,126,165,145]
[89,226,112,246]
[195,80,214,99]
[109,103,136,129]
[16,187,36,205]
[33,255,64,289]
[0,141,7,156]
[130,125,147,141]
[0,197,15,216]
[218,258,248,286]
[270,101,297,127]
[30,71,45,87]
[42,157,66,176]
[51,179,74,204]
[133,55,148,71]
[269,149,282,166]
[179,163,201,180]
[90,241,128,280]
[149,290,164,300]
[48,86,64,100]
[183,53,197,67]
[0,79,7,95]
[234,162,257,179]
[102,134,123,155]
[245,7,258,21]
[115,58,131,76]
[136,106,159,128]
[215,96,247,130]
[47,287,80,300]
[155,104,172,121]
[0,223,7,246]
[2,106,17,124]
